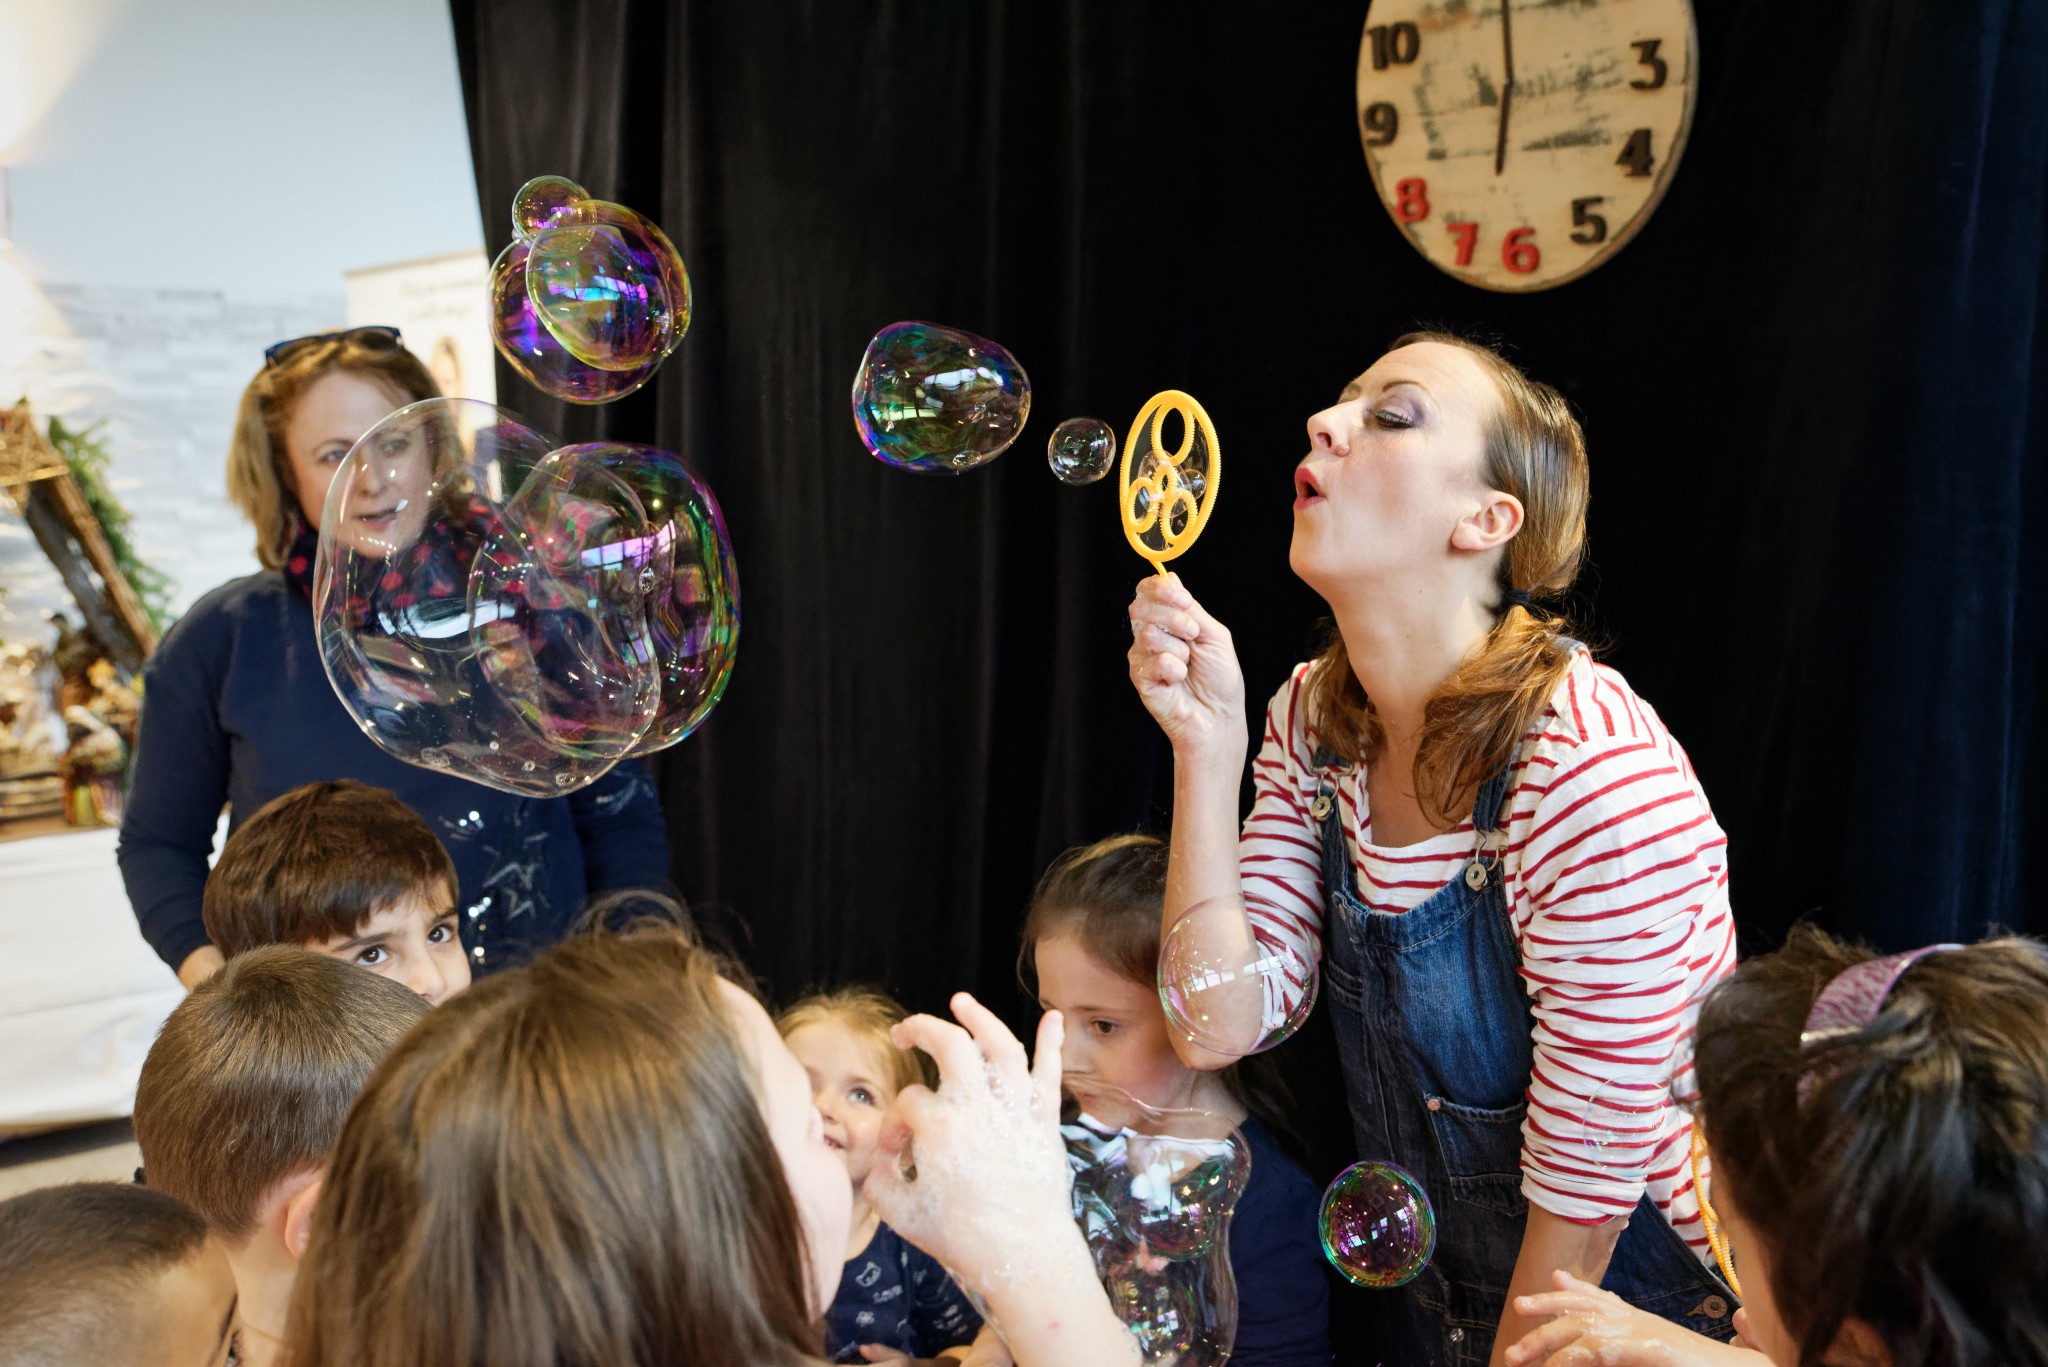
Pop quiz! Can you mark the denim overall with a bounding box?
[1312,750,1738,1365]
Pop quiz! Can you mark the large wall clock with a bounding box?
[1356,0,1697,292]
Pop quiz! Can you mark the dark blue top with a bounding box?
[117,570,672,972]
[1232,1116,1334,1367]
[823,1221,981,1362]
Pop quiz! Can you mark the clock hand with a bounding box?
[1494,0,1516,175]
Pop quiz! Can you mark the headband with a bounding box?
[1796,943,1962,1102]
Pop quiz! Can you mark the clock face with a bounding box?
[1356,0,1697,292]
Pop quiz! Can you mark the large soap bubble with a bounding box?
[552,442,740,753]
[1319,1160,1435,1288]
[490,176,692,405]
[1064,1089,1247,1366]
[850,321,1030,475]
[1157,898,1316,1058]
[1048,417,1117,485]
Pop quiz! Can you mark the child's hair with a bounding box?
[1020,833,1292,1124]
[0,1182,210,1363]
[281,921,817,1367]
[1695,924,2048,1366]
[132,945,430,1239]
[204,779,457,955]
[776,985,936,1094]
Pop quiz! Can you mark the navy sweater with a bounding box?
[118,570,672,972]
[1232,1116,1334,1366]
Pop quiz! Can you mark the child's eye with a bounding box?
[355,946,389,967]
[428,923,455,944]
[849,1087,875,1107]
[1090,1019,1118,1037]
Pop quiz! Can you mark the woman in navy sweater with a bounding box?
[119,328,671,988]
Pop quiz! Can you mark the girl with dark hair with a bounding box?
[1127,335,1738,1364]
[1021,833,1332,1367]
[1505,926,2048,1367]
[118,330,669,989]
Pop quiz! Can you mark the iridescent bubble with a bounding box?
[1157,898,1317,1058]
[1580,1078,1666,1162]
[1319,1160,1435,1289]
[850,321,1031,475]
[489,181,691,404]
[314,398,659,797]
[1048,417,1117,485]
[511,175,590,241]
[1063,1089,1245,1365]
[551,443,740,753]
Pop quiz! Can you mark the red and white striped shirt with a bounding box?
[1241,651,1734,1254]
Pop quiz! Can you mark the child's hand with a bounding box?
[854,1348,955,1365]
[1506,1271,1762,1367]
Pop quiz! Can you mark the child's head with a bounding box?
[778,987,933,1188]
[282,922,848,1367]
[0,1182,238,1367]
[1020,834,1189,1113]
[1695,925,2048,1366]
[134,945,429,1244]
[204,779,468,1003]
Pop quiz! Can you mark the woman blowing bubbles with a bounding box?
[1127,335,1739,1366]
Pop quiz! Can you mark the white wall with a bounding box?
[0,0,485,638]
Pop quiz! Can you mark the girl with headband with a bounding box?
[1126,333,1737,1364]
[1504,927,2048,1365]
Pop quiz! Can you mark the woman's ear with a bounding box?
[1450,490,1524,553]
[283,1173,326,1262]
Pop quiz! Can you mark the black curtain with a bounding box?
[449,0,2048,1016]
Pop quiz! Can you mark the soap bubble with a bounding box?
[851,321,1031,475]
[1582,1045,1696,1161]
[490,179,691,404]
[1319,1160,1435,1288]
[511,175,589,240]
[316,400,739,794]
[1063,1090,1246,1366]
[551,443,740,753]
[1157,898,1316,1058]
[1048,417,1117,485]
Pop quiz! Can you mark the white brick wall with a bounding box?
[0,284,342,643]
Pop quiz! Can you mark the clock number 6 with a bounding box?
[1502,227,1540,274]
[1570,197,1608,245]
[1394,178,1430,223]
[1629,39,1668,90]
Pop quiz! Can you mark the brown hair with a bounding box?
[0,1182,210,1362]
[226,333,439,569]
[1302,330,1589,825]
[1020,834,1293,1128]
[281,923,820,1367]
[204,780,457,956]
[1695,925,2048,1365]
[132,945,428,1239]
[777,985,935,1095]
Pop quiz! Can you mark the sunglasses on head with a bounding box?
[263,325,403,368]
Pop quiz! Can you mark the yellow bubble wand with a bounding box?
[1120,390,1222,576]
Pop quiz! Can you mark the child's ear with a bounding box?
[1826,1318,1892,1367]
[282,1172,326,1262]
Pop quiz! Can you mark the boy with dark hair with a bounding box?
[133,946,430,1367]
[0,1182,239,1367]
[203,778,469,1003]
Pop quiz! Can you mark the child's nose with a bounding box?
[407,954,449,1005]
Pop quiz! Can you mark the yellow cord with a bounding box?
[1691,1123,1743,1299]
[1120,390,1221,576]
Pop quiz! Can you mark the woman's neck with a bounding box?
[1327,574,1496,746]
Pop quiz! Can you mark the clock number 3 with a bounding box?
[1629,39,1668,90]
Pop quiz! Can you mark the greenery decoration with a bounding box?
[45,417,173,634]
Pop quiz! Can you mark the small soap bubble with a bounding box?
[1319,1160,1435,1288]
[511,175,590,241]
[1157,898,1317,1058]
[1047,417,1117,485]
[1580,1079,1665,1161]
[1063,1087,1244,1365]
[851,321,1031,475]
[490,181,692,405]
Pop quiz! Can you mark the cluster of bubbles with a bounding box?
[1157,898,1317,1058]
[1063,1087,1250,1366]
[1048,416,1118,485]
[489,175,692,404]
[1318,1160,1436,1289]
[313,398,738,797]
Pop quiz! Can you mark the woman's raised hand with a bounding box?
[1126,574,1246,760]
